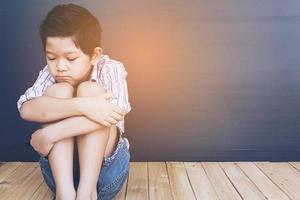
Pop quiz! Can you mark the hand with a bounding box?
[79,93,126,127]
[30,129,54,157]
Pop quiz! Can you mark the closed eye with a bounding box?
[68,58,78,61]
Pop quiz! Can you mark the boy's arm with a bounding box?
[30,114,115,157]
[17,65,86,122]
[37,62,132,143]
[17,65,66,122]
[43,115,111,143]
[20,96,83,122]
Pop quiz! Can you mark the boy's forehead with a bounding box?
[46,50,78,55]
[46,37,81,54]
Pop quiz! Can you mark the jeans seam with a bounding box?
[99,168,129,195]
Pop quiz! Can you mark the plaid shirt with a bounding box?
[17,54,131,148]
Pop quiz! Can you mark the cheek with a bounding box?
[71,67,87,80]
[75,62,92,74]
[47,66,56,76]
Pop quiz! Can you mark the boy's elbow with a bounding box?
[20,101,40,121]
[19,101,48,122]
[19,102,31,120]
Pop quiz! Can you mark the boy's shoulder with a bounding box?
[98,54,125,69]
[94,54,126,75]
[91,54,127,82]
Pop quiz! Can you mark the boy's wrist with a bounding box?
[72,97,87,115]
[43,125,59,143]
[44,120,69,143]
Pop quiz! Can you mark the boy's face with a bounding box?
[45,36,101,87]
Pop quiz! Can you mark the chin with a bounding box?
[56,79,74,85]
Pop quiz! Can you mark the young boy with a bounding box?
[17,3,131,200]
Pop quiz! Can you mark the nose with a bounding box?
[56,61,68,71]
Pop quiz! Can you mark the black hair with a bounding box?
[39,3,102,57]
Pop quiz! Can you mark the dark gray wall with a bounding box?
[1,0,300,161]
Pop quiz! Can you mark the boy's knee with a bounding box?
[76,81,106,97]
[44,82,74,98]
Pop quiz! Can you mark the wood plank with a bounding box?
[255,162,300,200]
[29,181,54,200]
[148,162,173,200]
[167,162,196,200]
[0,162,34,198]
[237,162,290,200]
[0,162,43,200]
[185,162,219,200]
[0,162,22,182]
[202,162,242,200]
[126,162,148,200]
[219,162,266,200]
[289,162,300,172]
[1,161,300,199]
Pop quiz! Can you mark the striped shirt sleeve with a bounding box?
[17,65,55,112]
[101,62,132,115]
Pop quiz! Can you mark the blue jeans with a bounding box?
[38,130,130,200]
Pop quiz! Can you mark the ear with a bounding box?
[91,47,102,65]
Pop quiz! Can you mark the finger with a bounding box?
[112,112,124,121]
[102,93,114,100]
[113,106,125,116]
[101,120,112,127]
[112,112,124,120]
[106,117,118,125]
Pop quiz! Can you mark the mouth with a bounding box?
[56,76,70,79]
[56,76,71,82]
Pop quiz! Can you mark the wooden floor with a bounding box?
[0,162,300,200]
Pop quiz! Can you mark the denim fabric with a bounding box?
[38,131,130,200]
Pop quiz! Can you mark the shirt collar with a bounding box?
[90,54,108,82]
